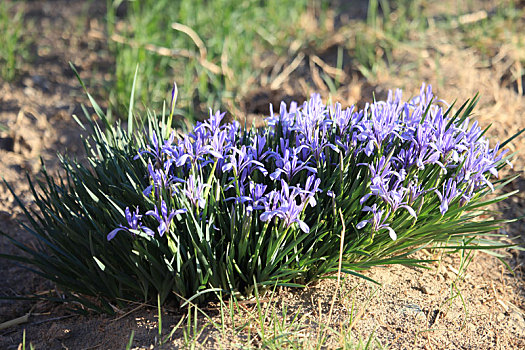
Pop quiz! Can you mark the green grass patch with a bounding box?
[0,1,30,81]
[106,0,310,120]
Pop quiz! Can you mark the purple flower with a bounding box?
[434,178,460,215]
[191,109,226,140]
[107,207,155,241]
[266,101,297,138]
[146,199,187,236]
[411,124,445,171]
[362,101,400,155]
[222,145,268,183]
[269,147,317,181]
[259,181,311,233]
[406,177,426,205]
[227,181,268,213]
[143,160,173,197]
[410,83,435,108]
[246,182,268,212]
[182,175,210,209]
[248,133,272,162]
[330,103,362,137]
[359,156,399,205]
[383,186,417,218]
[299,175,321,207]
[176,134,212,167]
[290,98,339,163]
[356,204,397,240]
[204,109,226,134]
[208,129,229,159]
[429,110,466,161]
[135,131,162,162]
[260,198,309,233]
[458,140,507,195]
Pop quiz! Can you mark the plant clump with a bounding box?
[1,84,517,313]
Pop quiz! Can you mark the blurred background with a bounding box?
[0,0,523,139]
[0,1,522,124]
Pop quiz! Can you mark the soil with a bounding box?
[0,1,524,349]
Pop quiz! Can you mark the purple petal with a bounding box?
[401,205,417,219]
[151,132,158,151]
[167,211,177,224]
[143,185,153,197]
[327,143,340,153]
[107,227,126,241]
[222,163,233,172]
[434,189,443,202]
[157,222,167,236]
[270,170,281,181]
[161,200,168,218]
[439,201,448,215]
[297,220,310,233]
[365,141,374,156]
[360,193,372,205]
[385,226,397,240]
[141,226,155,237]
[174,208,187,215]
[208,150,224,159]
[362,206,374,212]
[304,166,318,174]
[176,154,192,167]
[356,220,368,229]
[147,162,155,175]
[145,209,160,221]
[260,211,274,222]
[125,207,132,223]
[170,82,177,114]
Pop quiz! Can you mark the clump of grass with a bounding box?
[353,0,427,79]
[133,282,384,348]
[0,1,29,81]
[455,1,524,52]
[106,0,309,120]
[349,0,525,85]
[0,80,519,314]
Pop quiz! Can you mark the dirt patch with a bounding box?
[0,0,109,334]
[1,1,524,349]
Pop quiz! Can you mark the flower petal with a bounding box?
[141,226,155,237]
[107,227,126,241]
[402,205,417,219]
[356,220,368,229]
[157,222,167,236]
[297,220,310,233]
[385,226,397,240]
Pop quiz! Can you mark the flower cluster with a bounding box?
[11,79,515,314]
[108,84,508,244]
